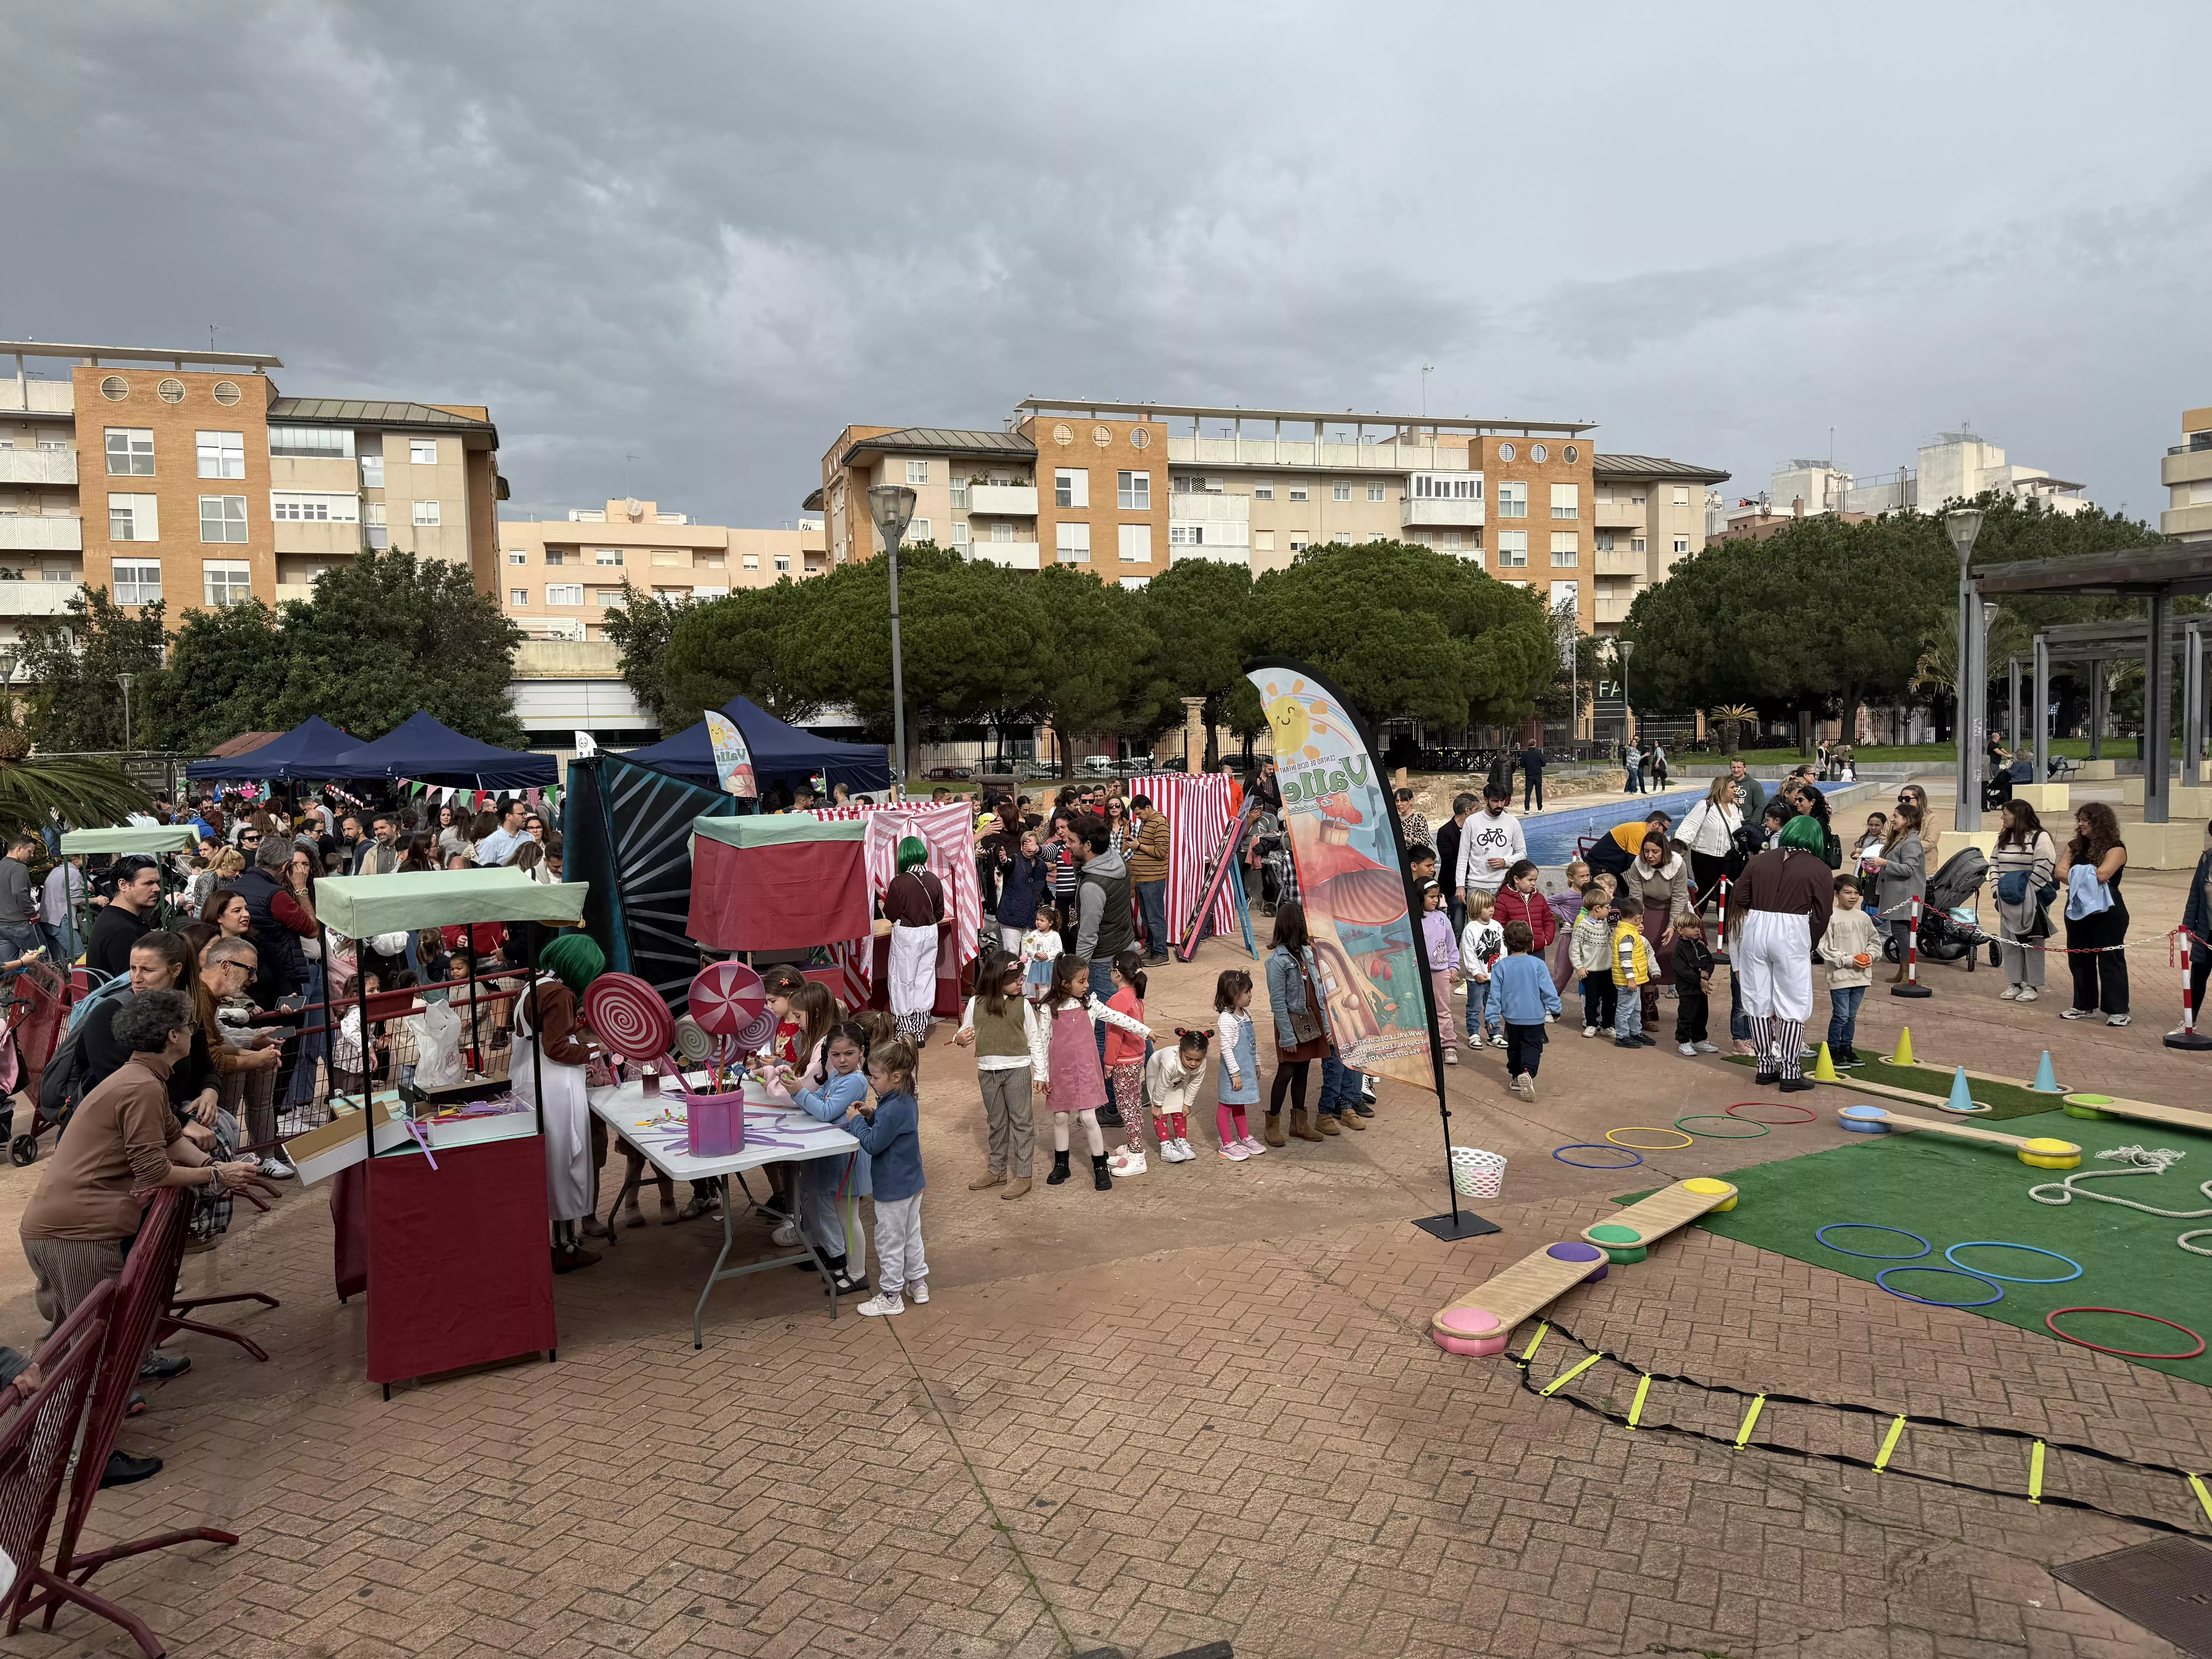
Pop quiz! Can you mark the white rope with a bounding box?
[2027,1145,2212,1256]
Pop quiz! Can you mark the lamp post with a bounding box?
[1613,637,1635,754]
[865,484,917,794]
[1945,508,1985,831]
[117,670,135,755]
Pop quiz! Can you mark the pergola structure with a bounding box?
[1975,543,2212,865]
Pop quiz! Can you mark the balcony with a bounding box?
[1400,496,1486,529]
[273,519,364,557]
[1595,591,1636,625]
[1167,492,1250,525]
[969,541,1041,570]
[0,516,83,552]
[274,583,316,605]
[1167,544,1250,567]
[1593,496,1646,528]
[270,455,361,492]
[2161,503,2212,540]
[0,450,77,486]
[967,484,1037,515]
[0,581,82,617]
[0,380,74,416]
[2161,449,2212,489]
[1167,436,1470,474]
[1594,546,1645,577]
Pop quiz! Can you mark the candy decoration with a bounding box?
[583,972,674,1061]
[672,1013,714,1064]
[688,960,768,1036]
[735,1008,778,1054]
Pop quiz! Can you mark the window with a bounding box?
[268,426,353,459]
[510,588,529,606]
[1054,467,1088,508]
[543,548,563,565]
[1287,484,1309,502]
[742,555,759,569]
[546,584,583,605]
[1530,444,1548,463]
[1332,483,1351,501]
[1367,485,1386,502]
[199,496,248,542]
[409,500,439,526]
[908,518,930,543]
[40,567,70,581]
[360,455,384,488]
[113,559,161,605]
[1673,536,1689,555]
[1630,536,1647,553]
[1551,532,1578,567]
[991,521,1013,544]
[37,438,68,452]
[1118,524,1152,564]
[270,492,358,522]
[948,477,967,506]
[593,589,620,607]
[906,460,929,486]
[1496,530,1528,567]
[196,430,245,479]
[951,522,970,547]
[1288,536,1309,552]
[508,550,527,565]
[364,503,388,548]
[649,550,683,566]
[1496,443,1516,462]
[1595,531,1614,552]
[1411,473,1483,500]
[588,547,619,565]
[410,440,438,465]
[1253,529,1275,552]
[1253,484,1274,501]
[105,428,154,476]
[1117,471,1150,509]
[1673,487,1691,507]
[1442,531,1462,551]
[1055,522,1091,562]
[203,560,252,606]
[774,556,790,572]
[1550,484,1578,519]
[1496,483,1527,517]
[1170,524,1205,546]
[108,493,158,542]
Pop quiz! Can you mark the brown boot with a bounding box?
[1289,1109,1325,1142]
[968,1170,1007,1191]
[1315,1110,1342,1136]
[1263,1112,1287,1147]
[1001,1176,1032,1200]
[1337,1108,1365,1130]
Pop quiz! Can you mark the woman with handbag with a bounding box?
[1990,800,2057,1002]
[1675,777,1742,912]
[1262,902,1334,1145]
[2057,802,2130,1025]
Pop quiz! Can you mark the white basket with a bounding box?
[1449,1146,1507,1200]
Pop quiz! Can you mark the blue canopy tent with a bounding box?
[328,711,556,790]
[185,715,363,781]
[619,696,891,794]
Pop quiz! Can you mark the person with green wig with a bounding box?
[1724,813,1836,1092]
[883,834,948,1045]
[515,931,607,1271]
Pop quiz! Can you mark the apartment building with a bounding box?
[0,340,501,642]
[2159,405,2212,544]
[817,400,1727,639]
[1743,431,2093,524]
[497,499,827,640]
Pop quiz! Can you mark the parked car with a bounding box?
[924,765,974,781]
[1080,755,1119,776]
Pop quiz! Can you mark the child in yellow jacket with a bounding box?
[1609,915,1653,1048]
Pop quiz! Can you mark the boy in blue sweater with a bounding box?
[1491,919,1563,1102]
[847,1038,927,1316]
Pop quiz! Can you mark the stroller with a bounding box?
[3,958,73,1165]
[1245,811,1298,916]
[1882,845,1991,969]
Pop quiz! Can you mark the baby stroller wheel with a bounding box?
[1882,934,1901,963]
[9,1133,37,1167]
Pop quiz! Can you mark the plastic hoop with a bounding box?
[1606,1127,1695,1151]
[1874,1265,2004,1307]
[1728,1100,1817,1125]
[1553,1143,1644,1170]
[1944,1241,2083,1285]
[1815,1223,1931,1261]
[2044,1307,2206,1360]
[1675,1114,1769,1140]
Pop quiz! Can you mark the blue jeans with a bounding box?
[1464,979,1498,1041]
[1827,986,1865,1052]
[1088,955,1116,1068]
[1615,994,1644,1041]
[1136,879,1168,957]
[0,921,43,965]
[1318,1051,1361,1116]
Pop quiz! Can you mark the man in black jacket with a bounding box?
[86,859,159,978]
[1522,744,1546,812]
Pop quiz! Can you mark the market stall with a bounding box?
[182,714,362,782]
[328,710,557,790]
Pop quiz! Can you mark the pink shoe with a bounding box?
[1240,1134,1268,1155]
[1218,1141,1250,1161]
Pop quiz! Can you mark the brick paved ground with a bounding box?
[2,780,2203,1657]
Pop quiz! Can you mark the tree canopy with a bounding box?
[18,587,168,752]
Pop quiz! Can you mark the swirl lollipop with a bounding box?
[688,960,768,1036]
[583,972,674,1062]
[735,1008,779,1055]
[671,1013,714,1065]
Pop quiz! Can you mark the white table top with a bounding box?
[587,1075,860,1183]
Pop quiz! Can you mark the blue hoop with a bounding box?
[1875,1265,2005,1307]
[1553,1144,1644,1170]
[1815,1223,1931,1261]
[1944,1241,2083,1284]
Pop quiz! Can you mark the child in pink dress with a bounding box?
[1034,954,1149,1191]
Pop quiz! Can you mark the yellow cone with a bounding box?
[1814,1042,1839,1083]
[1888,1026,1913,1067]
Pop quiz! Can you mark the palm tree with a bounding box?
[1711,704,1756,754]
[0,721,152,836]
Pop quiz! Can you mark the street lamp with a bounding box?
[117,670,135,754]
[865,484,916,793]
[1946,507,1985,830]
[1613,637,1635,752]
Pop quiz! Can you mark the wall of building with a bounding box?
[499,501,823,639]
[1025,415,1168,584]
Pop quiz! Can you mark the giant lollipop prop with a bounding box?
[688,960,769,1089]
[584,972,676,1093]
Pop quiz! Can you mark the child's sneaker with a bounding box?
[1240,1133,1268,1155]
[1678,1042,1698,1056]
[1443,1048,1458,1066]
[1582,1025,1596,1038]
[771,1220,802,1248]
[1219,1140,1250,1162]
[855,1292,905,1317]
[1175,1137,1195,1161]
[1695,1041,1719,1054]
[1515,1072,1537,1102]
[1489,1032,1509,1049]
[908,1280,929,1304]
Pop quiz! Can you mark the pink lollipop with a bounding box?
[688,959,768,1037]
[583,972,674,1061]
[735,1008,778,1054]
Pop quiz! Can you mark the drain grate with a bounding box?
[2052,1536,2212,1657]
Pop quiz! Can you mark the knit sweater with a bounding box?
[1819,906,1880,989]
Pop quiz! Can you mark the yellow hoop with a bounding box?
[1606,1127,1695,1151]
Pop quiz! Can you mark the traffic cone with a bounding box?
[1943,1066,1977,1115]
[1813,1042,1839,1082]
[2029,1051,2063,1093]
[1888,1026,1914,1067]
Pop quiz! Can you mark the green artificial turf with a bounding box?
[1723,1052,2066,1121]
[1621,1107,2212,1384]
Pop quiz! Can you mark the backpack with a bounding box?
[38,975,133,1133]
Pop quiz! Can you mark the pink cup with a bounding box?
[684,1090,747,1158]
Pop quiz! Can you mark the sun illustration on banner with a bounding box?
[1261,677,1350,763]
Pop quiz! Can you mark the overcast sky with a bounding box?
[7,3,2210,529]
